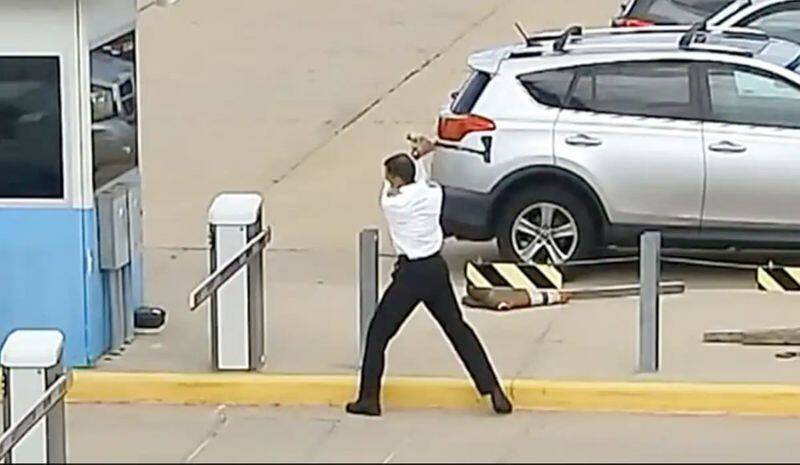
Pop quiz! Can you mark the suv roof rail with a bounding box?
[518,24,703,50]
[680,21,756,57]
[507,22,759,59]
[679,21,709,48]
[553,25,584,52]
[713,26,770,41]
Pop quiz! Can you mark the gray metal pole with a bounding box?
[358,229,379,365]
[108,270,126,354]
[45,369,67,464]
[46,396,67,464]
[122,266,135,344]
[639,231,661,373]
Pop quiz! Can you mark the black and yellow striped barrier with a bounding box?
[466,261,563,290]
[757,266,800,292]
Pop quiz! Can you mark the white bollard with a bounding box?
[208,193,267,371]
[1,330,66,463]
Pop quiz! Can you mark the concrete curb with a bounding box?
[67,371,800,416]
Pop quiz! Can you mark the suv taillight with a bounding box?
[437,114,495,142]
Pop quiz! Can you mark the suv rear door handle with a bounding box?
[565,134,602,147]
[708,141,747,154]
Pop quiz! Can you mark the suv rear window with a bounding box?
[518,69,575,108]
[629,0,731,23]
[451,71,490,114]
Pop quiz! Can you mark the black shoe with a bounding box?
[490,388,513,415]
[345,399,381,417]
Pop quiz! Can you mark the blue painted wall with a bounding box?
[81,208,109,364]
[0,207,108,366]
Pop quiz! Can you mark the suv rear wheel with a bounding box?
[497,187,599,264]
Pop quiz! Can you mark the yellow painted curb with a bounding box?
[67,371,800,416]
[67,372,504,409]
[510,380,800,416]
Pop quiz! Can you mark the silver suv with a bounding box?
[432,26,800,264]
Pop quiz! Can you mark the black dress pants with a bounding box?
[358,253,501,400]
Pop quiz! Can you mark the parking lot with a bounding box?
[5,1,800,463]
[137,0,800,291]
[56,0,788,388]
[62,0,800,461]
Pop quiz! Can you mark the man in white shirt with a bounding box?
[346,135,512,417]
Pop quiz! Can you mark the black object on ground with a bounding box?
[134,306,167,334]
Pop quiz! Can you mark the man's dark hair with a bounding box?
[384,153,416,185]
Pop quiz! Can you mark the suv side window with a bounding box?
[706,63,800,129]
[565,61,694,119]
[518,68,575,108]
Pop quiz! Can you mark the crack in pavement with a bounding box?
[306,418,342,462]
[268,0,512,189]
[183,405,229,463]
[496,414,550,464]
[512,315,557,381]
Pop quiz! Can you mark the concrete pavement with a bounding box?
[100,257,800,384]
[54,3,800,461]
[93,0,800,387]
[138,0,530,248]
[68,404,800,463]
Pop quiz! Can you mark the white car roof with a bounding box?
[468,28,800,75]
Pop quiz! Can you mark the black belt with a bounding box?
[398,251,441,263]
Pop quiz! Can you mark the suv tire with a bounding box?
[497,186,599,264]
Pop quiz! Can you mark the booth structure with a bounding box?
[0,0,145,366]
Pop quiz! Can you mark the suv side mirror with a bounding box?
[450,91,459,101]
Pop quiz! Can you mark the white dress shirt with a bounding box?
[381,157,444,260]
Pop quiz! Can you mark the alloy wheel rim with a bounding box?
[511,202,579,264]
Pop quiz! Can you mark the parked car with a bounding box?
[613,0,732,26]
[433,26,800,264]
[710,0,800,44]
[615,0,800,45]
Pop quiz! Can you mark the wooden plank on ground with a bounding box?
[704,328,800,346]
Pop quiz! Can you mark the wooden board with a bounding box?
[704,328,800,346]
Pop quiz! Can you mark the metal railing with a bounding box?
[189,228,271,311]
